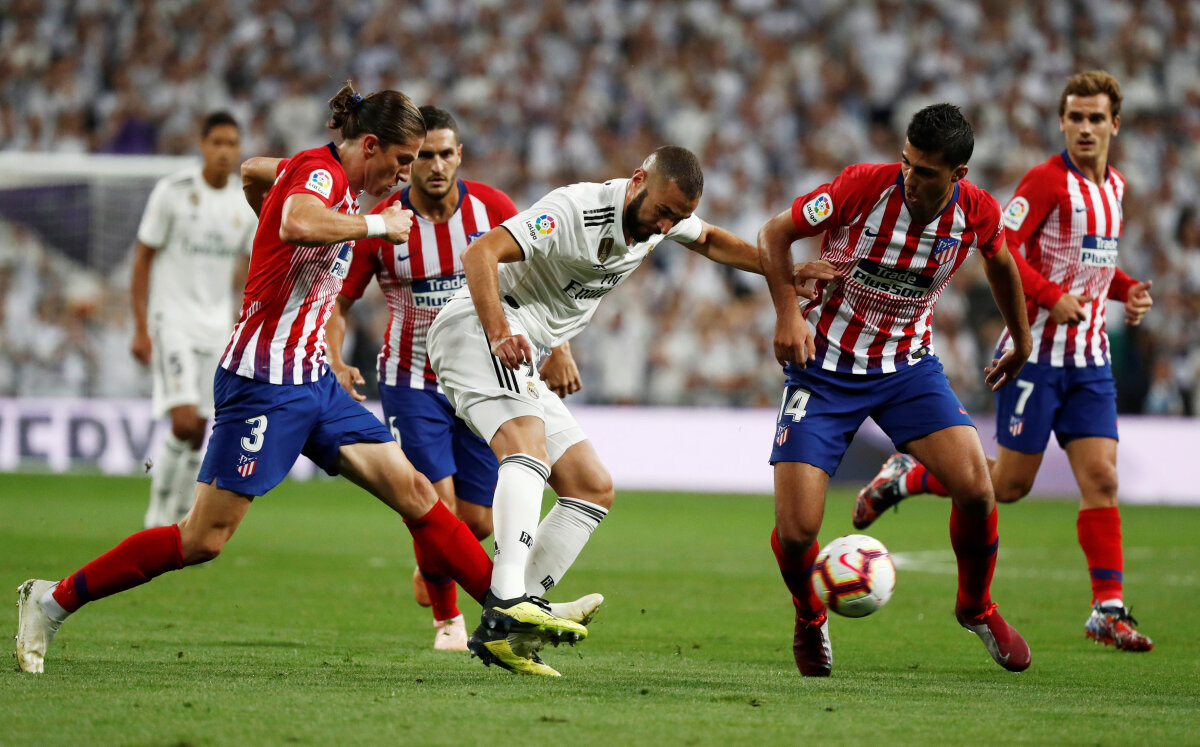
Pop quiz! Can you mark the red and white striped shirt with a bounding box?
[997,152,1136,367]
[791,162,1005,374]
[221,144,358,384]
[342,180,517,389]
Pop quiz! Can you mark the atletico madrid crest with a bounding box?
[1008,417,1024,437]
[237,454,257,477]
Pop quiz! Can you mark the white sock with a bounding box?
[168,446,203,523]
[39,588,69,623]
[146,433,188,528]
[526,497,608,597]
[490,454,551,600]
[1098,598,1124,610]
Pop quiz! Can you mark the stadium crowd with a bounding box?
[1,0,1198,414]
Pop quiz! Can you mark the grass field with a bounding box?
[2,473,1198,745]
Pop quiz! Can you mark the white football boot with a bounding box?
[15,579,62,674]
[433,614,469,652]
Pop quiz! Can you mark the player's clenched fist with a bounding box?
[379,202,415,244]
[490,333,535,370]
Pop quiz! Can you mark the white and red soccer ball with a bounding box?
[811,534,896,618]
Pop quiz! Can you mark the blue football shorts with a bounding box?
[378,382,498,507]
[197,368,394,497]
[994,361,1118,454]
[769,355,975,476]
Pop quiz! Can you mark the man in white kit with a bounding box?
[130,111,255,528]
[427,145,833,675]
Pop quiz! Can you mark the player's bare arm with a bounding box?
[129,240,158,366]
[279,194,414,247]
[325,295,366,401]
[982,246,1033,390]
[461,227,534,369]
[240,157,282,216]
[683,221,835,296]
[758,209,817,367]
[539,343,582,397]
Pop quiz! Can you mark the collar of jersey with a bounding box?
[1060,149,1110,185]
[325,142,341,163]
[398,179,467,220]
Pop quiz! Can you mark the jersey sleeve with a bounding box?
[341,239,380,300]
[278,152,341,208]
[1007,240,1063,309]
[1108,267,1137,302]
[136,179,173,249]
[789,163,883,239]
[665,214,704,244]
[974,195,1006,259]
[1001,167,1056,251]
[501,188,581,262]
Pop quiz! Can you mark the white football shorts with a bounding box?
[427,297,586,465]
[150,325,221,418]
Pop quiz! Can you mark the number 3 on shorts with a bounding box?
[779,387,812,422]
[241,415,268,452]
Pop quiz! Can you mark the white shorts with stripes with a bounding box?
[427,297,586,465]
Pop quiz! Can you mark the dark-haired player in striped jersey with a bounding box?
[856,72,1153,652]
[327,107,599,652]
[761,103,1034,677]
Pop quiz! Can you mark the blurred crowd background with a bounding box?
[1,0,1198,415]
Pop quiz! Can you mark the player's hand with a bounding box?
[539,345,582,397]
[1049,294,1091,325]
[792,260,837,301]
[490,333,535,370]
[1124,280,1153,326]
[333,364,366,401]
[773,311,815,368]
[379,202,415,244]
[984,347,1028,391]
[130,329,152,366]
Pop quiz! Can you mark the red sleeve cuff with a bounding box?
[1108,268,1136,302]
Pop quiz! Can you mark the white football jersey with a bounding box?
[137,167,256,344]
[452,178,703,348]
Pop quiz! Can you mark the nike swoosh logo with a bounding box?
[394,253,412,261]
[863,227,884,238]
[1074,206,1092,213]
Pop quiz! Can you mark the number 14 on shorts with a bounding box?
[780,387,812,422]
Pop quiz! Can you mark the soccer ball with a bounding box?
[811,534,896,618]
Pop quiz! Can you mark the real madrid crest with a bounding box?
[526,380,540,399]
[596,237,613,265]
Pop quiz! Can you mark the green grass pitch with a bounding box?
[3,473,1198,744]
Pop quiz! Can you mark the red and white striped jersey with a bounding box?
[342,180,517,389]
[790,162,1005,374]
[996,152,1127,367]
[221,144,358,384]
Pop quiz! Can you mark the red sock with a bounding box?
[905,462,949,496]
[405,501,492,604]
[411,538,461,621]
[1077,506,1123,604]
[949,504,997,615]
[51,525,184,613]
[770,527,824,619]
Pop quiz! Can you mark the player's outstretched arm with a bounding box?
[683,222,763,273]
[279,194,412,247]
[982,246,1032,390]
[325,295,366,401]
[461,227,534,369]
[241,157,282,216]
[758,210,816,367]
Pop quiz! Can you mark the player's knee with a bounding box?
[580,470,614,509]
[1083,464,1119,504]
[170,416,206,448]
[464,514,493,540]
[951,477,993,509]
[180,528,227,565]
[994,477,1033,504]
[776,527,818,556]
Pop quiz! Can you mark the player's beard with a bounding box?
[625,189,654,243]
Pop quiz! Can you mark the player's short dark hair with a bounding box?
[906,103,975,168]
[1059,70,1122,118]
[200,111,238,138]
[646,145,704,200]
[418,106,459,139]
[327,80,426,147]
